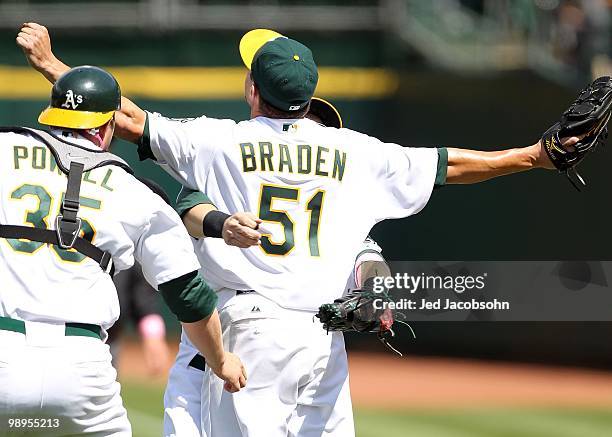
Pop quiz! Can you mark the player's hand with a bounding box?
[16,23,56,72]
[534,135,582,170]
[211,352,247,393]
[223,212,262,248]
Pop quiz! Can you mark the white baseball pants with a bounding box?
[208,292,355,437]
[163,352,208,437]
[0,323,131,436]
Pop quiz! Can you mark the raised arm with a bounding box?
[444,136,581,184]
[17,22,146,143]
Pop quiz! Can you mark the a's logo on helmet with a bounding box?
[61,90,84,110]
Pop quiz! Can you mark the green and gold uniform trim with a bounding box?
[0,315,102,340]
[176,186,214,218]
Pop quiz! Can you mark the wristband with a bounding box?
[203,210,231,238]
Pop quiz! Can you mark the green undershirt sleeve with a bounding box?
[435,147,448,186]
[159,270,218,323]
[137,113,156,161]
[175,186,215,218]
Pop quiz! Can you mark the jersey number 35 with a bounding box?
[6,183,100,263]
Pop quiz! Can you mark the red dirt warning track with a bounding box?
[348,354,612,409]
[119,341,612,409]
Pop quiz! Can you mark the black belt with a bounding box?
[189,354,206,371]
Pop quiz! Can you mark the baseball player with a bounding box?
[163,98,389,437]
[0,64,246,436]
[22,24,600,437]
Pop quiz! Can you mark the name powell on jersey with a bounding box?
[61,90,84,110]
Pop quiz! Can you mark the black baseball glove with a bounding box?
[541,76,612,190]
[316,289,405,355]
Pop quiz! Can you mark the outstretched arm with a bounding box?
[445,137,579,184]
[17,22,146,143]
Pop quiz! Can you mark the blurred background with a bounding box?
[2,0,612,436]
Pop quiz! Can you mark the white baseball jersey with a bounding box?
[0,129,200,331]
[146,112,438,311]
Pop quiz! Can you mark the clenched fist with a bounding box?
[16,22,68,82]
[222,212,262,248]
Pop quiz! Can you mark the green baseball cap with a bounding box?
[240,29,318,112]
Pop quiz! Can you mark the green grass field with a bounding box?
[121,380,612,437]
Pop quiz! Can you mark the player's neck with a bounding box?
[50,128,102,150]
[250,109,305,121]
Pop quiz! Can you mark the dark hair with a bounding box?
[255,86,310,119]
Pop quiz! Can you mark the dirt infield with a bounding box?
[119,340,612,409]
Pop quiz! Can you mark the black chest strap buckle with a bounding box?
[55,161,85,249]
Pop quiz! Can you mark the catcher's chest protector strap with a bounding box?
[0,126,134,275]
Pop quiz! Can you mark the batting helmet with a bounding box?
[38,65,121,130]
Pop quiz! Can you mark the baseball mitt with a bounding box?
[316,289,404,355]
[541,76,612,190]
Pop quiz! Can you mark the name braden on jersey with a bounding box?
[12,145,115,191]
[239,142,347,181]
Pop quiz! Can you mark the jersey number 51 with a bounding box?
[258,184,324,257]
